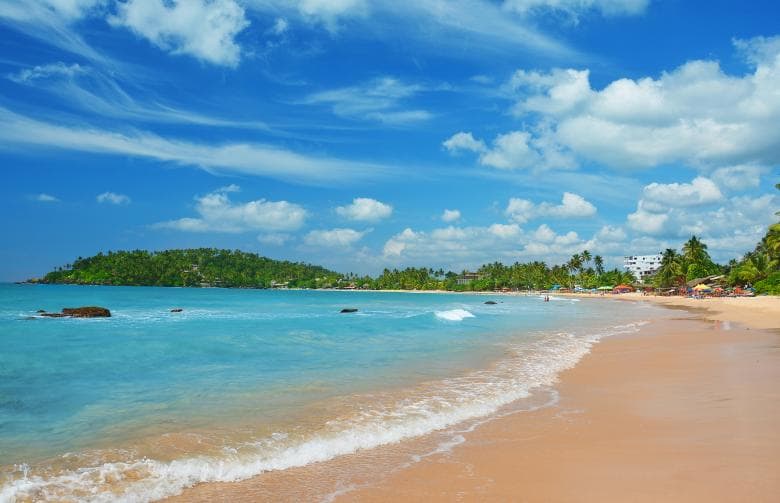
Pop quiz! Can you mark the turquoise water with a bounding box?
[0,284,658,502]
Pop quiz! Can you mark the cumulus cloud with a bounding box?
[491,36,780,171]
[336,197,393,221]
[505,192,597,223]
[304,228,367,247]
[441,209,461,222]
[443,132,486,153]
[443,129,576,170]
[96,191,131,205]
[109,0,250,67]
[33,193,60,202]
[711,165,765,191]
[382,222,601,270]
[640,177,722,211]
[626,176,778,246]
[154,188,307,233]
[304,77,431,124]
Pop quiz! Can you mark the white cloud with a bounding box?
[34,193,60,202]
[640,177,722,210]
[711,165,765,191]
[382,221,603,271]
[444,129,576,170]
[488,223,521,238]
[0,1,108,62]
[336,197,393,221]
[269,17,288,35]
[109,0,250,67]
[0,107,389,185]
[505,192,596,223]
[479,131,537,170]
[626,204,669,235]
[7,62,270,130]
[257,233,290,246]
[508,68,592,116]
[441,209,461,222]
[504,0,649,19]
[248,1,574,58]
[443,132,486,153]
[495,36,780,171]
[626,176,778,244]
[304,77,431,124]
[96,191,131,205]
[7,62,86,83]
[154,189,307,233]
[304,228,367,247]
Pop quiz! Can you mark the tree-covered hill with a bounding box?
[35,248,343,288]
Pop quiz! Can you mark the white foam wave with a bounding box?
[1,320,649,503]
[434,309,475,321]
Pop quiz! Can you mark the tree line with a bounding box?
[34,185,779,294]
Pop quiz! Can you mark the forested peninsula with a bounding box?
[33,249,342,289]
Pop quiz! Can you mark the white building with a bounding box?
[624,254,662,283]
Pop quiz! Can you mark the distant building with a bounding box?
[456,272,482,285]
[623,254,662,283]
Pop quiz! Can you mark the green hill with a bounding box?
[36,248,343,288]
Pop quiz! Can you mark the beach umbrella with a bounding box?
[597,286,613,290]
[693,284,712,291]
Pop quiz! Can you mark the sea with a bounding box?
[0,284,664,502]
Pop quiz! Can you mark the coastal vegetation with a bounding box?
[32,188,780,294]
[36,249,342,289]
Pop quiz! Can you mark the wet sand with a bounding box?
[167,300,780,502]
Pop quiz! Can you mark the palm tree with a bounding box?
[593,255,605,275]
[581,250,592,268]
[655,248,683,288]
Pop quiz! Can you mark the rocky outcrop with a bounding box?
[484,300,498,305]
[340,308,359,313]
[170,308,183,313]
[40,306,111,318]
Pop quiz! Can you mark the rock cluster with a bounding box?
[39,306,111,318]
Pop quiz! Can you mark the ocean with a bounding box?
[0,284,661,502]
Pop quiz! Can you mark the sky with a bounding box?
[1,0,779,281]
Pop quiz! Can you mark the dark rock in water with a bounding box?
[40,306,111,318]
[170,308,183,313]
[23,316,37,320]
[340,308,359,313]
[62,307,111,318]
[36,309,46,313]
[484,301,498,305]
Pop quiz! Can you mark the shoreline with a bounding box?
[164,294,780,502]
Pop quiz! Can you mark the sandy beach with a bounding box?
[166,296,780,502]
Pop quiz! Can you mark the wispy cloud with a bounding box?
[249,0,578,60]
[304,77,432,125]
[0,1,110,64]
[6,62,271,130]
[0,107,394,185]
[32,193,60,203]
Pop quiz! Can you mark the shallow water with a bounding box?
[0,285,663,502]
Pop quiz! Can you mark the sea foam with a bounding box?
[434,309,475,321]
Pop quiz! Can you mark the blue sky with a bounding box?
[1,0,778,280]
